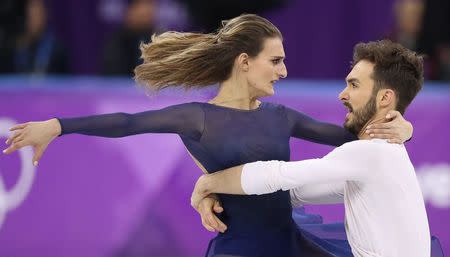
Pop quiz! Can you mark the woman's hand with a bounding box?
[3,118,61,166]
[365,110,413,144]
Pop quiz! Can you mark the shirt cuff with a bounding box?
[241,160,282,195]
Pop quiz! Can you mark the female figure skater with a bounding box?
[3,14,412,257]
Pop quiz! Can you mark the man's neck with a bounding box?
[358,110,391,140]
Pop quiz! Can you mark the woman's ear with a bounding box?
[237,53,250,72]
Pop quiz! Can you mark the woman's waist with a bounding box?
[209,225,301,257]
[217,219,298,237]
[217,192,294,233]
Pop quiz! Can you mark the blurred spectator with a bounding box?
[389,0,424,51]
[101,0,156,76]
[417,0,450,81]
[0,0,26,73]
[9,0,70,75]
[180,0,288,32]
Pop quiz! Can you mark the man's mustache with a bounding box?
[343,102,353,112]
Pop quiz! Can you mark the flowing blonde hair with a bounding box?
[134,14,282,90]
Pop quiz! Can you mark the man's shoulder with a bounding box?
[342,139,401,148]
[331,139,404,159]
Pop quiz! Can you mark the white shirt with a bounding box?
[241,139,430,257]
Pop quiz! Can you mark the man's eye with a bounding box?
[272,59,281,64]
[352,83,358,88]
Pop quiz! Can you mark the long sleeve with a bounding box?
[241,141,378,195]
[284,106,357,146]
[58,103,205,140]
[289,182,345,207]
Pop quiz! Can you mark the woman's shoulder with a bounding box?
[260,101,287,112]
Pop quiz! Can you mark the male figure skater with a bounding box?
[191,40,430,257]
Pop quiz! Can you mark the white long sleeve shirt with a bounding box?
[241,139,430,257]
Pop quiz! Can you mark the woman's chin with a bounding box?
[251,87,274,98]
[264,87,275,96]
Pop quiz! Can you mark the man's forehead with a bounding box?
[346,60,374,81]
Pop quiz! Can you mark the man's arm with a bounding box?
[191,165,246,209]
[192,165,245,200]
[290,182,345,207]
[190,159,347,209]
[191,142,372,209]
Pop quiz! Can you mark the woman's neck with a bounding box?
[209,77,260,110]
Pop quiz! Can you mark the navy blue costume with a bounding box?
[59,102,357,257]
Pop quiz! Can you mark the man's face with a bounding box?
[339,60,378,135]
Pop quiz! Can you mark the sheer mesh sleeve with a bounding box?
[57,103,205,140]
[284,106,357,146]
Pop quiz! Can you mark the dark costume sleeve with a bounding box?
[58,103,204,140]
[284,106,357,146]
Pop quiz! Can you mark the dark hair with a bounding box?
[353,40,424,114]
[134,14,282,90]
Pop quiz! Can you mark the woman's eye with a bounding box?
[272,59,281,65]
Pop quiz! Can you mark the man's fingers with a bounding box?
[190,194,202,210]
[198,201,211,213]
[201,217,215,232]
[213,201,223,213]
[206,213,227,233]
[213,205,224,213]
[206,213,221,231]
[195,196,227,233]
[214,216,227,232]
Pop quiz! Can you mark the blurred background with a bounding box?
[0,0,449,256]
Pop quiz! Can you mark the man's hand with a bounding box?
[191,174,210,210]
[365,110,413,144]
[193,194,227,233]
[191,166,246,211]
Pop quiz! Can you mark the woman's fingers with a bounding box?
[32,144,48,166]
[9,123,28,131]
[6,131,23,145]
[3,140,28,154]
[386,110,400,120]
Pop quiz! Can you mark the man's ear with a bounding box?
[237,53,250,72]
[379,89,396,107]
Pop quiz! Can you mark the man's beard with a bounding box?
[343,95,377,135]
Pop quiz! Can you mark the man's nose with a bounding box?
[339,88,349,101]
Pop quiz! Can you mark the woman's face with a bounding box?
[246,37,287,97]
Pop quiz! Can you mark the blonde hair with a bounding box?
[134,14,282,90]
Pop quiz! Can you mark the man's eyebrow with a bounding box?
[346,78,360,84]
